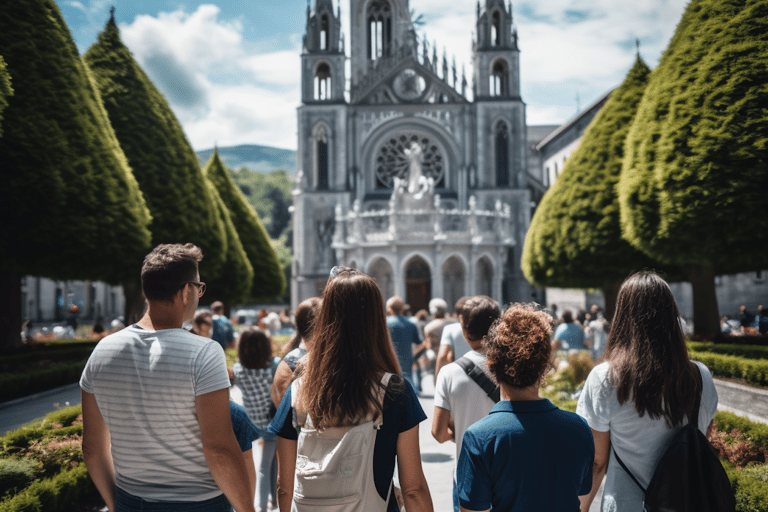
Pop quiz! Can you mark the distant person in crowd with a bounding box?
[67,304,80,332]
[229,401,260,503]
[550,303,560,324]
[411,309,429,342]
[553,310,587,351]
[435,296,471,381]
[191,309,213,338]
[270,268,433,512]
[410,308,431,388]
[759,305,768,335]
[740,305,756,330]
[423,299,448,375]
[457,303,594,512]
[433,295,501,512]
[211,300,235,350]
[279,308,293,330]
[263,309,281,335]
[21,320,33,343]
[232,328,280,512]
[576,308,588,326]
[80,243,255,512]
[576,271,718,512]
[721,316,733,334]
[387,295,425,392]
[586,312,609,360]
[271,297,322,408]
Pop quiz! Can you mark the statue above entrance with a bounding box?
[391,141,435,211]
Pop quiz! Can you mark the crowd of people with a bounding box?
[79,243,723,512]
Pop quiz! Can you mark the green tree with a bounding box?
[84,14,227,320]
[204,152,286,302]
[0,0,152,348]
[230,167,294,240]
[0,55,12,136]
[619,0,768,336]
[202,179,254,308]
[522,56,671,317]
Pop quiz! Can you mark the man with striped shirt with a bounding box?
[80,243,256,512]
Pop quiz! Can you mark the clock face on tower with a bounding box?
[393,68,427,101]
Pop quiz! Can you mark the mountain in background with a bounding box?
[197,144,296,176]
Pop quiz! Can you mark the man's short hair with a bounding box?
[211,301,225,314]
[429,298,448,318]
[454,296,470,316]
[460,295,500,341]
[141,243,203,303]
[386,296,405,314]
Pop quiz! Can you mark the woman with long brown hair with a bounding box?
[576,271,719,511]
[271,268,433,512]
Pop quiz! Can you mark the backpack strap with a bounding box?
[612,447,647,494]
[455,357,500,403]
[291,378,309,429]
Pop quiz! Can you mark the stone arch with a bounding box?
[475,255,494,298]
[367,0,392,60]
[313,122,331,190]
[490,58,508,97]
[491,10,502,46]
[403,253,432,313]
[367,256,395,300]
[314,61,332,101]
[494,119,510,186]
[442,255,466,311]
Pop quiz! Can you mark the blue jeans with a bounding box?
[115,487,231,512]
[257,438,278,510]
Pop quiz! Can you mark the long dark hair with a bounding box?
[604,271,701,427]
[282,297,321,357]
[297,270,401,429]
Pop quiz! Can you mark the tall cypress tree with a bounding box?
[619,0,768,336]
[0,0,152,348]
[203,178,254,308]
[522,56,671,317]
[0,55,12,136]
[85,14,228,320]
[204,152,286,302]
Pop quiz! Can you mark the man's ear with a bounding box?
[179,283,191,306]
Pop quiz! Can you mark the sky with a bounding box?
[55,0,690,151]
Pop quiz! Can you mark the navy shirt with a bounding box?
[269,375,427,512]
[457,399,594,512]
[230,401,265,451]
[386,316,420,373]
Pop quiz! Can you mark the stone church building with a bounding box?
[291,0,545,312]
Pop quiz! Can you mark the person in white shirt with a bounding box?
[432,295,501,512]
[434,296,470,382]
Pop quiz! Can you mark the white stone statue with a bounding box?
[402,142,434,202]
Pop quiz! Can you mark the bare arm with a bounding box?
[244,448,256,503]
[579,429,610,512]
[434,344,453,384]
[397,424,434,512]
[196,388,256,512]
[431,406,455,444]
[277,437,297,512]
[81,390,116,512]
[271,361,294,408]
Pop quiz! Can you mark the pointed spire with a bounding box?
[636,38,641,57]
[462,64,468,96]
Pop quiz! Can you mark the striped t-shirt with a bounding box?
[80,325,231,502]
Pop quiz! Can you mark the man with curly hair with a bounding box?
[456,303,594,512]
[432,295,500,512]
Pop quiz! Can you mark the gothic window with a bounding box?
[314,63,332,101]
[320,14,329,51]
[367,0,391,60]
[491,11,502,46]
[316,127,329,189]
[375,133,445,189]
[495,121,509,186]
[490,59,508,97]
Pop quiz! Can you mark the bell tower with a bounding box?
[473,0,519,100]
[302,0,346,103]
[349,0,411,87]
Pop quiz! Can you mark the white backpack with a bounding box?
[289,373,393,512]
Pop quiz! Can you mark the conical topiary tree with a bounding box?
[0,0,152,349]
[204,151,286,302]
[0,55,12,136]
[84,13,227,320]
[619,0,768,336]
[522,56,677,317]
[203,178,255,308]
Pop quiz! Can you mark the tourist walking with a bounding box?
[576,271,719,512]
[553,310,586,351]
[386,295,424,392]
[80,243,255,512]
[456,303,594,511]
[432,295,501,512]
[434,297,471,381]
[232,328,281,512]
[211,300,236,350]
[271,267,433,512]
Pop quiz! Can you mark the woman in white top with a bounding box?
[576,271,718,512]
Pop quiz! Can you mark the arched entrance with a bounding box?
[368,257,394,300]
[443,256,465,310]
[405,256,431,313]
[476,256,493,297]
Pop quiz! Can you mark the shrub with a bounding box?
[689,350,768,387]
[710,428,766,469]
[0,464,94,512]
[2,425,82,454]
[0,459,40,499]
[22,435,83,478]
[688,341,768,361]
[714,411,768,452]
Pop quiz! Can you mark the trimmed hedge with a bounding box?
[689,341,768,361]
[722,459,768,512]
[0,362,87,403]
[689,350,768,388]
[0,464,94,512]
[714,411,768,452]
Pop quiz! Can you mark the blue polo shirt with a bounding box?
[554,322,586,350]
[457,399,594,512]
[386,315,420,373]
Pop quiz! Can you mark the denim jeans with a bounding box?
[257,438,278,510]
[115,487,232,512]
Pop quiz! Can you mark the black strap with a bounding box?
[612,362,705,495]
[455,357,500,403]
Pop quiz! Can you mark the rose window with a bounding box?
[375,133,445,189]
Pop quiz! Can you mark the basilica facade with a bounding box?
[291,0,538,312]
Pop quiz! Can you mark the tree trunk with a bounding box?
[602,279,622,321]
[122,280,146,326]
[689,263,720,338]
[0,274,23,351]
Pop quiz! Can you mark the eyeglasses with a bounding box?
[184,281,206,297]
[329,266,360,279]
